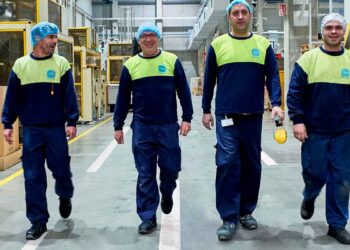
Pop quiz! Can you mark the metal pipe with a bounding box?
[309,0,312,46]
[344,0,350,22]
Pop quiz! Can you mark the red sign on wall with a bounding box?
[278,4,287,17]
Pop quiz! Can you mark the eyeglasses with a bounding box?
[324,25,343,32]
[140,33,157,40]
[230,9,249,18]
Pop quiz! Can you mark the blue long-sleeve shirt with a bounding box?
[113,50,193,130]
[2,53,79,129]
[202,33,281,114]
[287,47,350,133]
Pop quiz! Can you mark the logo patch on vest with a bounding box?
[251,48,260,58]
[47,70,56,79]
[158,65,166,73]
[340,68,350,79]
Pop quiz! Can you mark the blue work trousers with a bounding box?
[215,114,262,223]
[301,131,350,229]
[132,121,181,221]
[22,126,74,224]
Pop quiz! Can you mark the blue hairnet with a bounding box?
[320,13,346,35]
[226,0,253,14]
[136,22,161,41]
[31,22,59,47]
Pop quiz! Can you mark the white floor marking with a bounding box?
[87,127,130,173]
[261,151,277,166]
[21,232,48,250]
[159,180,181,250]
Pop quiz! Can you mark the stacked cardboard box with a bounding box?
[0,86,21,171]
[191,77,203,96]
[264,70,285,111]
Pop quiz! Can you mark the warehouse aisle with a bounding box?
[0,95,348,250]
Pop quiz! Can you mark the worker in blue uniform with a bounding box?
[287,13,350,245]
[2,22,79,240]
[113,22,193,234]
[202,0,284,241]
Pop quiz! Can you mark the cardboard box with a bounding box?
[0,86,20,156]
[192,87,203,96]
[191,77,203,96]
[0,148,22,171]
[0,120,19,157]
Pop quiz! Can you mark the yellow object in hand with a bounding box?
[274,127,287,144]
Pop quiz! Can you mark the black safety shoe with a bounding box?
[240,214,258,230]
[161,196,173,214]
[138,219,157,234]
[59,198,72,219]
[26,222,47,240]
[328,227,350,244]
[217,221,236,241]
[300,198,315,220]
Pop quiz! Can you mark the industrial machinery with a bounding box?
[0,0,67,34]
[107,55,129,84]
[0,22,33,86]
[345,23,350,50]
[69,25,105,122]
[69,27,98,50]
[57,33,74,67]
[74,46,104,122]
[105,42,132,111]
[70,27,105,121]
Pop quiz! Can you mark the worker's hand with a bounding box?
[3,129,13,145]
[66,126,77,140]
[293,123,308,143]
[180,121,191,136]
[271,106,285,123]
[202,113,214,130]
[114,130,124,144]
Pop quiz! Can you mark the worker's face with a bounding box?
[138,32,159,57]
[227,4,252,35]
[36,34,58,56]
[322,20,345,48]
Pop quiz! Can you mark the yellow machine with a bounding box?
[106,42,133,111]
[57,33,74,66]
[74,46,104,122]
[106,42,133,84]
[107,55,129,84]
[0,22,34,86]
[345,23,350,50]
[68,27,98,50]
[69,27,107,122]
[0,0,68,34]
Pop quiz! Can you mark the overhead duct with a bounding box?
[187,0,226,50]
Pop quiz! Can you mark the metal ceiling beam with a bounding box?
[93,16,197,21]
[92,0,201,5]
[162,0,201,4]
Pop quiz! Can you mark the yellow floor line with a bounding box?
[0,168,23,187]
[0,116,113,188]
